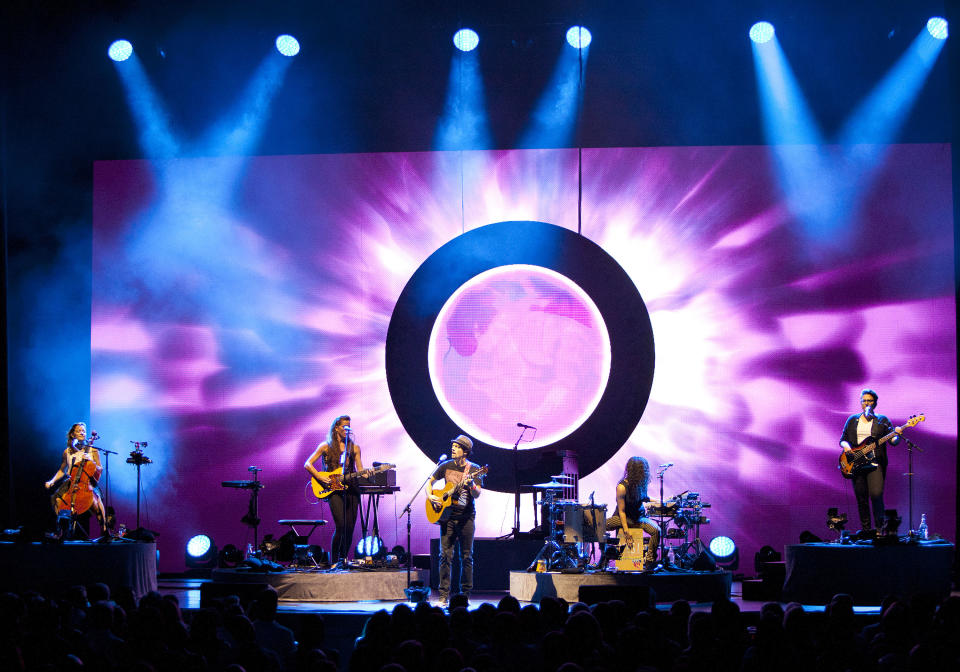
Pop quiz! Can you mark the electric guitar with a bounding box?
[838,413,924,479]
[310,463,396,499]
[425,465,489,524]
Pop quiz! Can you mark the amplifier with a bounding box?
[357,467,396,487]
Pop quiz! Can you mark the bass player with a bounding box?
[427,434,483,607]
[305,415,363,565]
[839,389,902,535]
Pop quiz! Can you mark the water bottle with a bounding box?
[667,547,675,566]
[246,542,255,559]
[917,514,928,540]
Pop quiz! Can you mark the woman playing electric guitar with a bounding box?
[304,415,363,565]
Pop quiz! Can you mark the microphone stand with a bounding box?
[399,454,446,592]
[126,442,152,533]
[509,426,535,539]
[98,444,118,535]
[902,437,924,533]
[655,464,672,571]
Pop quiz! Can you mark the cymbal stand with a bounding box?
[126,442,152,532]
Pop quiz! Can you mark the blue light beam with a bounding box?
[111,53,181,159]
[751,28,845,241]
[519,39,589,149]
[434,48,491,151]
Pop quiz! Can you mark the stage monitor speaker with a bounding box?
[578,584,654,611]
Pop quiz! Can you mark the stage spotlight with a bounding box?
[566,26,592,49]
[108,40,134,62]
[275,34,300,57]
[708,535,739,570]
[185,534,217,568]
[453,28,479,52]
[356,535,386,560]
[749,21,775,44]
[926,17,948,41]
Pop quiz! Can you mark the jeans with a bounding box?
[438,516,475,598]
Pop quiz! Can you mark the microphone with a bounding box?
[659,463,673,468]
[517,422,536,429]
[343,426,353,433]
[90,431,100,439]
[437,453,448,463]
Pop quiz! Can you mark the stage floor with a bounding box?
[157,574,893,616]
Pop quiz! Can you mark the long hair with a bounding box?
[325,415,350,466]
[66,423,86,449]
[621,456,651,501]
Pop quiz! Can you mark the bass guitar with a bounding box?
[838,413,924,479]
[426,465,489,524]
[310,463,396,499]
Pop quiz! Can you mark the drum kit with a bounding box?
[653,490,712,568]
[529,477,713,572]
[528,475,605,570]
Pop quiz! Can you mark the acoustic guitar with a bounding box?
[425,465,489,524]
[838,413,924,479]
[309,463,396,499]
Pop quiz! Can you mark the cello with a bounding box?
[55,437,102,517]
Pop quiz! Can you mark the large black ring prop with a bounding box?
[386,221,655,493]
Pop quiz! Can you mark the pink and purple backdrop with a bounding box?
[90,145,956,572]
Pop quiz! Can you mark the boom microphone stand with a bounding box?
[400,453,448,593]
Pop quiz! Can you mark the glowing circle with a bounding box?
[108,40,133,62]
[428,264,611,449]
[453,28,480,52]
[186,534,212,558]
[749,21,775,44]
[926,17,948,41]
[709,536,737,560]
[275,34,301,57]
[566,26,592,49]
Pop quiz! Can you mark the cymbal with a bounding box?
[550,474,575,481]
[531,481,566,489]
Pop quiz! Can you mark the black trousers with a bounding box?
[327,489,360,562]
[852,465,886,530]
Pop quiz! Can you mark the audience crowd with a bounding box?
[1,583,958,672]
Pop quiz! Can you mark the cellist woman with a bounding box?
[45,422,107,536]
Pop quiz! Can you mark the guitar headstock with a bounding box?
[906,413,926,428]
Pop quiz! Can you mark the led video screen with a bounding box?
[92,146,956,571]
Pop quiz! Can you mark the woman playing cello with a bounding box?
[45,422,107,537]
